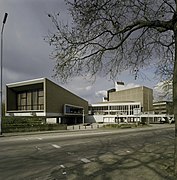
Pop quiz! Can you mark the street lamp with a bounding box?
[0,13,8,135]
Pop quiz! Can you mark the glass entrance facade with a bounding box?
[17,89,44,111]
[89,103,141,115]
[64,104,83,115]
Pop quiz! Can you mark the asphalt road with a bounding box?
[0,125,176,180]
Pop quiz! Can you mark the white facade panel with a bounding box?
[103,117,115,123]
[6,112,46,117]
[46,118,57,124]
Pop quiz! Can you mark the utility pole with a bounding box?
[0,13,8,135]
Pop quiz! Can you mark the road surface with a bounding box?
[0,125,176,180]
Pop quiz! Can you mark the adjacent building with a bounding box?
[88,86,153,123]
[153,101,173,115]
[6,78,88,124]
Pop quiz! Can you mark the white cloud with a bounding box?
[95,90,107,97]
[85,86,92,91]
[76,85,92,92]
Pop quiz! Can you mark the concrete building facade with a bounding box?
[153,101,173,115]
[6,78,88,124]
[108,86,153,112]
[88,86,153,123]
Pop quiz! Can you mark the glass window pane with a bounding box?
[32,91,38,109]
[33,105,38,110]
[17,89,44,111]
[38,90,44,97]
[27,92,32,107]
[38,96,44,104]
[21,93,26,98]
[21,98,26,106]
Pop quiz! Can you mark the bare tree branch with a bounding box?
[46,0,175,81]
[45,2,177,173]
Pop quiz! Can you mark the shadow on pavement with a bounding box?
[49,129,176,180]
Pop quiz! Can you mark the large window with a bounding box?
[92,106,108,115]
[90,104,140,115]
[64,104,83,115]
[130,105,140,115]
[17,89,44,111]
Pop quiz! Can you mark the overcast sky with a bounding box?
[0,0,161,103]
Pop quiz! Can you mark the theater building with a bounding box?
[88,86,153,123]
[6,78,88,124]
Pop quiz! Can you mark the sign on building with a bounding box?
[133,108,141,115]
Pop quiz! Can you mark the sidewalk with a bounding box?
[0,123,174,138]
[0,123,102,137]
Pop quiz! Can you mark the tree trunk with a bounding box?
[174,25,177,176]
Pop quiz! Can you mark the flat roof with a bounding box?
[114,86,153,93]
[6,77,45,88]
[90,101,141,106]
[6,77,88,102]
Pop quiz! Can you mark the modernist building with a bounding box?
[153,101,173,115]
[88,86,153,123]
[6,78,88,124]
[6,78,173,124]
[108,86,153,112]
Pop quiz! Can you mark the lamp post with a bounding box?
[0,13,8,135]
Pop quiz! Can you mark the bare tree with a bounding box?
[45,0,177,175]
[154,80,173,101]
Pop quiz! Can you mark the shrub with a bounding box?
[102,123,141,129]
[2,117,67,133]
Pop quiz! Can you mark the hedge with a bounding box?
[102,123,146,129]
[2,117,67,133]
